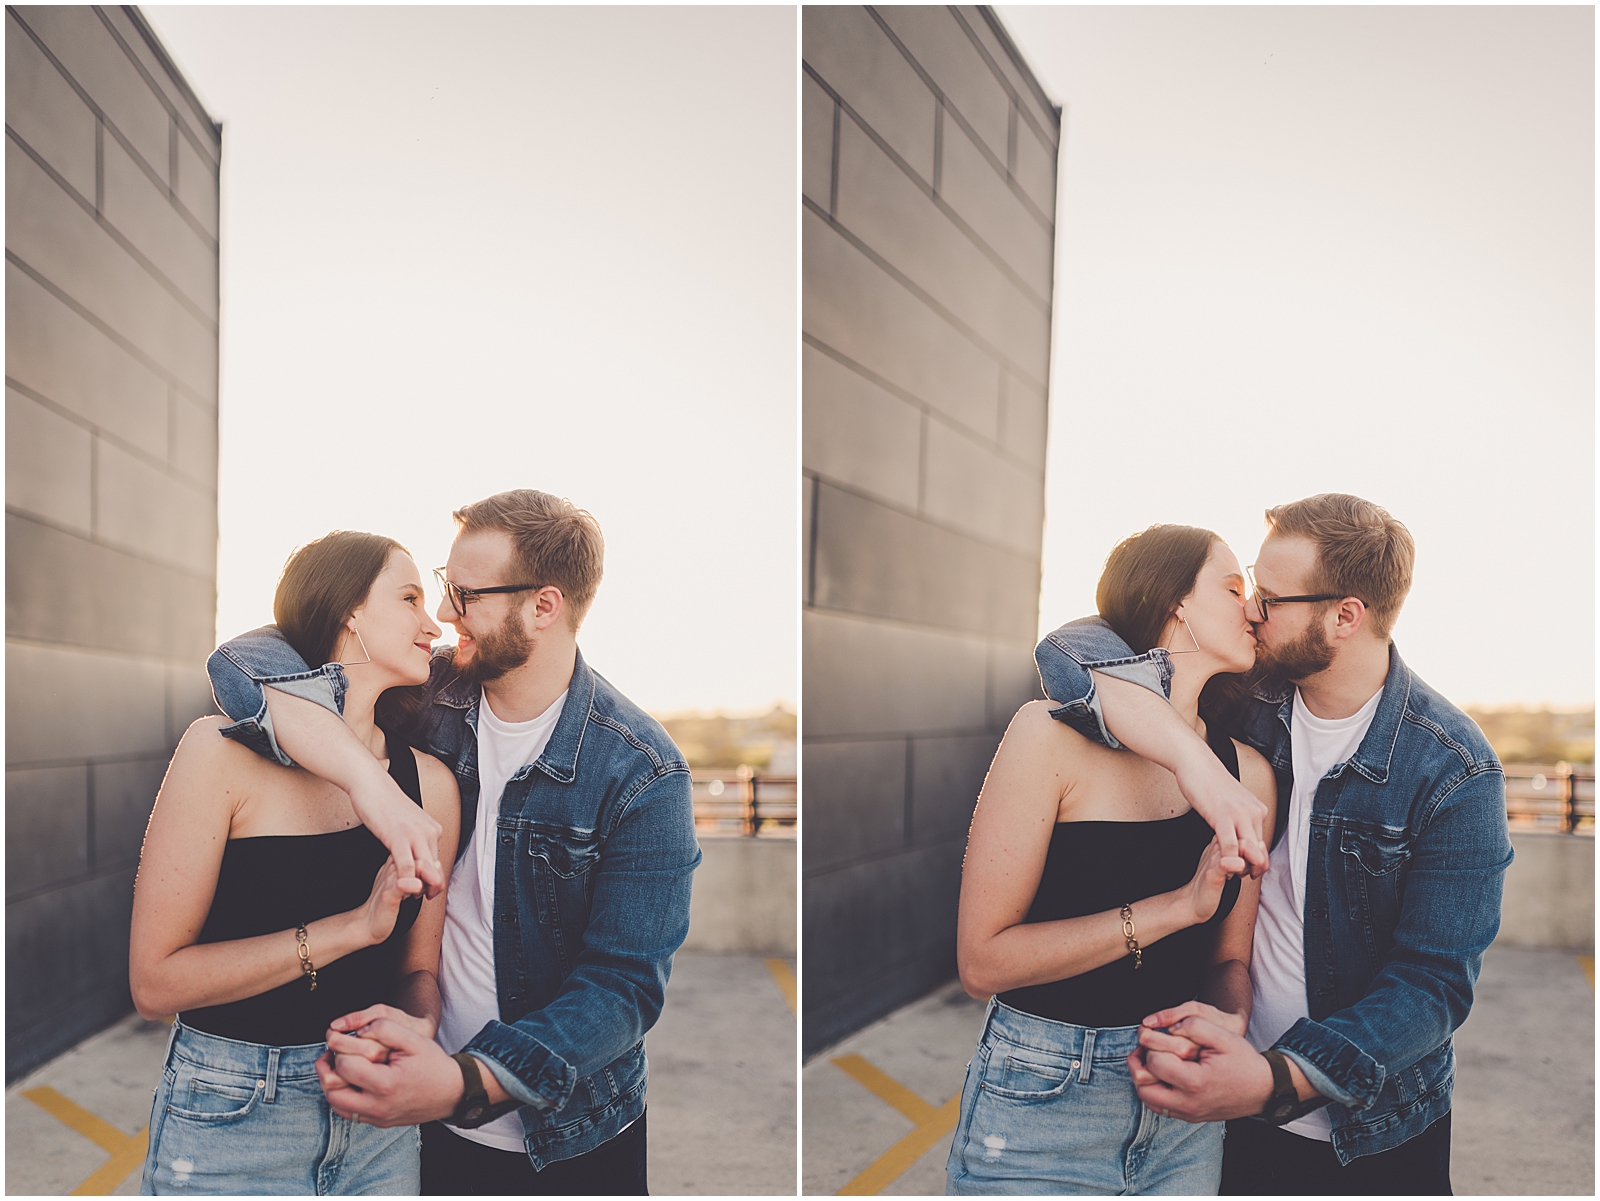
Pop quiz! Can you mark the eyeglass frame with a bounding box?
[433,567,553,619]
[1244,565,1346,623]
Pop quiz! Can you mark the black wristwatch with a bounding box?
[1260,1049,1300,1125]
[447,1053,523,1129]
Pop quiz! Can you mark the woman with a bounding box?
[131,532,461,1195]
[946,525,1278,1196]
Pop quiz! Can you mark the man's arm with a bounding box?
[207,628,444,893]
[1272,769,1511,1112]
[463,771,701,1115]
[316,770,701,1126]
[1036,619,1270,875]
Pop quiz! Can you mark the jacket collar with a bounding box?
[1343,642,1410,785]
[430,646,596,785]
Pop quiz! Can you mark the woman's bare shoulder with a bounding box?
[171,716,276,775]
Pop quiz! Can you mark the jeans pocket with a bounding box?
[981,1047,1079,1100]
[166,1071,263,1124]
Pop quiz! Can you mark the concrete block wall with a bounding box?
[6,5,219,1081]
[802,5,1058,1055]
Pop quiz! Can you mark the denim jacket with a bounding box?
[207,628,701,1169]
[1034,618,1512,1165]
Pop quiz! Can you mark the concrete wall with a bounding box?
[1496,832,1595,953]
[684,838,797,956]
[6,5,220,1081]
[802,6,1058,1055]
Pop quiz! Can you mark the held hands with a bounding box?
[355,858,424,948]
[315,1016,463,1127]
[1178,754,1269,879]
[1182,838,1247,927]
[350,775,446,900]
[1126,1012,1274,1123]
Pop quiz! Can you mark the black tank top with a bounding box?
[181,729,426,1047]
[998,727,1244,1028]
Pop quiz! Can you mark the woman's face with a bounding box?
[1176,541,1257,674]
[346,551,441,687]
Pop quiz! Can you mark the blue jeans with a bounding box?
[946,1000,1224,1196]
[141,1021,420,1195]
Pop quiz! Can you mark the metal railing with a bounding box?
[1503,763,1594,834]
[691,770,796,837]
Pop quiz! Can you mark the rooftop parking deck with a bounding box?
[803,945,1594,1195]
[6,951,797,1196]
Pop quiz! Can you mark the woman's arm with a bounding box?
[957,703,1246,998]
[128,718,421,1019]
[386,752,460,1036]
[1193,741,1279,1032]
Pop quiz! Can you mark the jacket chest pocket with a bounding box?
[1339,826,1411,958]
[524,830,602,967]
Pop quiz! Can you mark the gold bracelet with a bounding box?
[295,924,318,992]
[1120,903,1142,970]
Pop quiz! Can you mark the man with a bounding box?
[1033,494,1511,1194]
[206,490,699,1195]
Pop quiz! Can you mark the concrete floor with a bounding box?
[803,944,1595,1196]
[5,950,797,1196]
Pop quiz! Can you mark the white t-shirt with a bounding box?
[1246,685,1383,1141]
[436,687,567,1152]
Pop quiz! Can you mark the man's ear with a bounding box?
[1331,598,1367,641]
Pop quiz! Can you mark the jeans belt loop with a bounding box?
[1079,1029,1096,1083]
[264,1047,280,1104]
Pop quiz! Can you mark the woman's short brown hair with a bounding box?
[1264,494,1414,639]
[452,490,604,629]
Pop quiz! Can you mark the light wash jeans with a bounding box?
[141,1021,420,1195]
[946,1000,1224,1196]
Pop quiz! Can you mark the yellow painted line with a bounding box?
[22,1087,134,1155]
[765,958,797,1015]
[72,1130,148,1196]
[838,1091,961,1195]
[1580,956,1594,990]
[21,1086,147,1195]
[830,1054,935,1124]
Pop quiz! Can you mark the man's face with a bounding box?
[1249,534,1336,682]
[437,529,535,686]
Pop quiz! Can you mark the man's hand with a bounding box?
[315,1018,465,1127]
[1126,1014,1276,1123]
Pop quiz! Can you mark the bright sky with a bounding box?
[141,6,797,716]
[999,6,1594,708]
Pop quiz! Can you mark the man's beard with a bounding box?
[1255,618,1336,682]
[454,608,534,687]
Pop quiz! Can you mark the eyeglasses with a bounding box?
[1244,565,1343,623]
[432,568,549,619]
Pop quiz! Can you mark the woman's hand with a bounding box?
[348,777,446,900]
[357,857,423,948]
[329,1002,437,1043]
[1179,764,1270,880]
[1142,999,1249,1041]
[1182,837,1247,927]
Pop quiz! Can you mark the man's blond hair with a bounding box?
[453,490,604,630]
[1264,493,1414,640]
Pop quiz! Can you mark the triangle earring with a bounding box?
[338,624,372,666]
[1169,614,1204,655]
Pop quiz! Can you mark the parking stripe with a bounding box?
[20,1087,146,1195]
[765,958,797,1014]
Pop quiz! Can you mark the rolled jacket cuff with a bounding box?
[470,1053,542,1114]
[1035,620,1174,752]
[1274,1018,1384,1111]
[465,1021,576,1115]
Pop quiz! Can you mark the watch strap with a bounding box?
[447,1053,523,1129]
[1260,1049,1300,1125]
